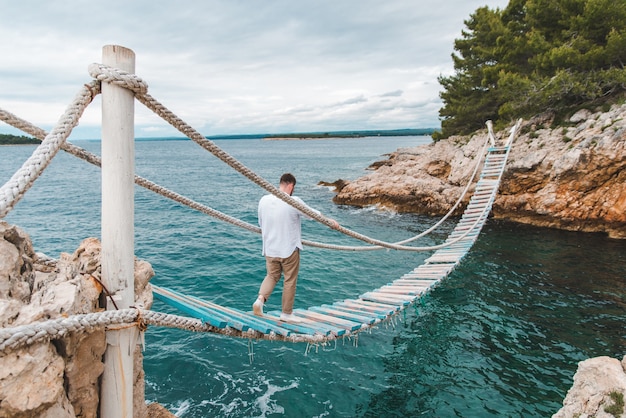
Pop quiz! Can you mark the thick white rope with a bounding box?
[1,106,494,252]
[0,82,99,218]
[1,64,515,251]
[0,64,520,253]
[0,308,358,354]
[88,63,507,252]
[368,132,491,247]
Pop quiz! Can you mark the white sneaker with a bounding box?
[280,313,303,323]
[252,297,264,316]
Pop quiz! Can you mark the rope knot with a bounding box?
[135,308,148,332]
[88,63,148,95]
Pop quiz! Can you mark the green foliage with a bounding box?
[0,133,39,145]
[604,390,624,417]
[438,0,626,138]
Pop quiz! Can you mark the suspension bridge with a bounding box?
[0,45,521,417]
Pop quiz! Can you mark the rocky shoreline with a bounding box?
[0,221,174,417]
[553,355,626,418]
[329,103,626,239]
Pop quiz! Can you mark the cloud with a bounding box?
[0,0,510,138]
[330,96,369,108]
[380,90,404,98]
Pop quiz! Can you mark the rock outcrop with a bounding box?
[553,355,626,418]
[332,103,626,239]
[0,221,155,417]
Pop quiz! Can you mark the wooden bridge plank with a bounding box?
[263,312,334,336]
[332,301,391,319]
[294,309,362,332]
[390,279,437,287]
[360,292,414,305]
[311,305,378,325]
[339,299,400,315]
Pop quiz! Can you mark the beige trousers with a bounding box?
[259,249,300,314]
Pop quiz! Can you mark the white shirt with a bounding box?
[258,194,319,258]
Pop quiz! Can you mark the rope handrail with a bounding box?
[0,81,99,218]
[147,127,519,342]
[88,62,507,252]
[387,132,490,246]
[0,307,334,355]
[0,63,509,252]
[1,107,485,252]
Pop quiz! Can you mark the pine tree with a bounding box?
[436,0,626,140]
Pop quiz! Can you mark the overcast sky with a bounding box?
[0,0,509,139]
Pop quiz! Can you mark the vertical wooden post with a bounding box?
[100,44,136,418]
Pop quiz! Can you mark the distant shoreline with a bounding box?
[210,128,437,141]
[0,134,39,145]
[263,129,436,141]
[264,135,413,141]
[0,129,438,144]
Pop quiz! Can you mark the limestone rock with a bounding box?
[135,345,148,418]
[332,103,626,238]
[0,222,35,304]
[147,402,177,418]
[14,238,103,326]
[0,343,72,418]
[135,258,154,309]
[570,109,592,123]
[553,355,626,418]
[0,221,157,417]
[59,331,106,418]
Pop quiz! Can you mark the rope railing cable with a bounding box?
[0,107,494,252]
[88,63,503,252]
[1,65,504,252]
[0,107,259,233]
[306,131,496,251]
[495,119,521,183]
[0,307,332,354]
[0,64,516,252]
[0,81,99,218]
[362,120,521,249]
[388,132,490,246]
[295,131,494,251]
[0,109,420,251]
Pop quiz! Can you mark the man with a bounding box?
[252,173,339,322]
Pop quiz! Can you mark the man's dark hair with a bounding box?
[280,173,296,186]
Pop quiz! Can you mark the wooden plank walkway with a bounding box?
[152,139,515,344]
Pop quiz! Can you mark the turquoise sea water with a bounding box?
[1,136,624,417]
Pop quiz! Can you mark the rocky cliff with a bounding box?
[0,221,156,417]
[553,355,626,418]
[332,103,626,239]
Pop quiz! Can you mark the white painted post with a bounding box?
[100,45,137,418]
